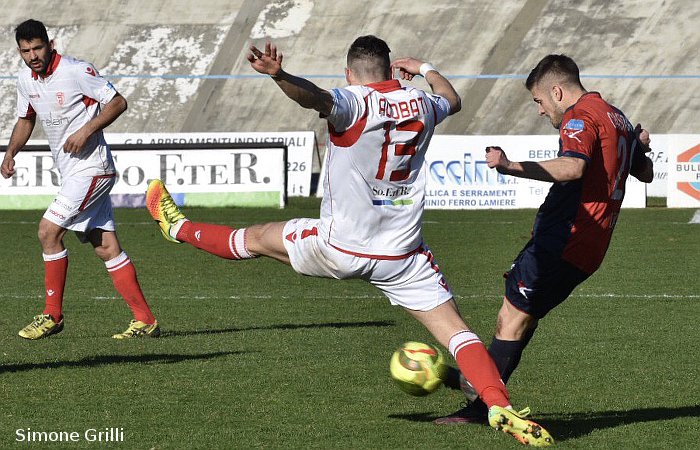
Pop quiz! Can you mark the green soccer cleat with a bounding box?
[18,314,64,340]
[112,320,161,339]
[146,179,186,243]
[488,405,554,447]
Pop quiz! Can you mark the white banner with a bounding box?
[0,147,286,209]
[645,134,669,197]
[667,135,700,208]
[425,135,646,209]
[317,134,648,208]
[106,132,315,196]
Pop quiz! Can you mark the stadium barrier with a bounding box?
[0,142,287,209]
[315,134,700,209]
[315,135,645,208]
[2,134,698,210]
[106,132,318,197]
[666,135,700,207]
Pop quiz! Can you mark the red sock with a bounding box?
[176,221,254,260]
[106,252,155,324]
[43,250,68,322]
[449,330,510,408]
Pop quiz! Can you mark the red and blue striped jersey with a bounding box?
[534,92,643,274]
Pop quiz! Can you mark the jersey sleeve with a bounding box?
[75,62,118,104]
[629,134,649,173]
[424,93,451,125]
[326,87,366,132]
[16,78,35,119]
[559,110,596,163]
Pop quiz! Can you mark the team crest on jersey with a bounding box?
[56,92,65,106]
[85,66,96,76]
[563,119,585,131]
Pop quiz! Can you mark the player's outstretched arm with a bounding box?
[1,116,35,179]
[248,42,333,116]
[391,57,461,115]
[485,146,586,182]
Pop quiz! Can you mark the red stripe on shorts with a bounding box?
[78,174,115,211]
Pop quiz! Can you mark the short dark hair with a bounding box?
[347,35,391,68]
[526,54,583,90]
[15,19,49,45]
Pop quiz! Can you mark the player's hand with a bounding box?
[485,146,510,173]
[1,156,16,178]
[634,123,651,151]
[390,57,425,81]
[248,42,283,78]
[63,129,90,154]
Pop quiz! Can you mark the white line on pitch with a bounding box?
[0,293,697,300]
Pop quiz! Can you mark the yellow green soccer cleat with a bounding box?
[112,320,161,339]
[146,179,186,243]
[18,314,64,340]
[488,405,554,447]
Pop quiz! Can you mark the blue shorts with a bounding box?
[504,240,590,319]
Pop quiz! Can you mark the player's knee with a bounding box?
[495,308,535,340]
[92,240,122,261]
[242,225,263,253]
[37,222,61,246]
[245,222,281,255]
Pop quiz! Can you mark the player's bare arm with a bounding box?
[248,41,333,116]
[1,116,36,179]
[485,146,586,182]
[62,94,127,154]
[391,57,461,115]
[63,93,127,154]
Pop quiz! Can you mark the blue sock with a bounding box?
[488,327,537,384]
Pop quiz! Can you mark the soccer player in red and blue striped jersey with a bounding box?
[437,54,654,424]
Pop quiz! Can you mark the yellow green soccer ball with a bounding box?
[390,341,447,396]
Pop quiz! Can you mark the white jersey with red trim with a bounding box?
[320,79,451,258]
[16,52,118,178]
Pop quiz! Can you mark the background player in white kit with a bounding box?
[1,19,160,340]
[146,36,553,446]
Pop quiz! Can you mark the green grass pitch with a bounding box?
[0,199,698,448]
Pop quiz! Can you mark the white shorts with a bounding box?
[282,218,453,311]
[43,173,116,243]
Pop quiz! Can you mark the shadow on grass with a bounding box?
[539,405,700,441]
[0,351,245,374]
[161,320,395,338]
[390,405,700,441]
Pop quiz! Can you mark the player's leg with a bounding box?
[369,246,511,409]
[407,302,552,446]
[489,251,588,384]
[87,229,160,339]
[177,219,289,263]
[490,297,539,382]
[404,300,511,409]
[437,245,543,423]
[18,218,70,339]
[146,179,290,264]
[75,173,159,338]
[377,247,552,446]
[37,218,69,321]
[437,301,538,424]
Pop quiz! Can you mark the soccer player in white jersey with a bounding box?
[146,36,552,446]
[1,19,159,340]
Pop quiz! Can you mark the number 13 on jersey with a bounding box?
[375,119,425,182]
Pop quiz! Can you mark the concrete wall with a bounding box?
[1,0,697,141]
